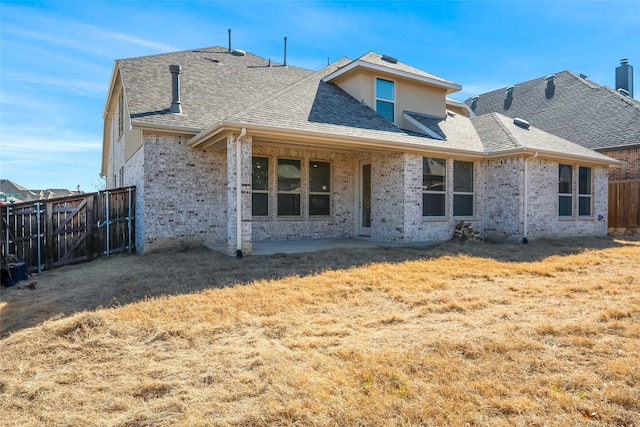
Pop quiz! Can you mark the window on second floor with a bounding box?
[376,78,395,123]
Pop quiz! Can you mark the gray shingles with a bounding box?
[466,71,640,150]
[118,46,313,130]
[117,47,615,163]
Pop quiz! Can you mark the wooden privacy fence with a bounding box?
[1,187,136,273]
[608,180,640,229]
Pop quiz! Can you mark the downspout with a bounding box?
[236,128,247,258]
[523,152,538,243]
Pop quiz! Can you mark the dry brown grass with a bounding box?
[1,236,639,426]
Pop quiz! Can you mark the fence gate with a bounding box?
[1,187,136,273]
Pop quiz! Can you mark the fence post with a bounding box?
[36,202,42,274]
[86,196,95,261]
[45,201,54,271]
[127,187,133,254]
[105,190,110,257]
[4,205,9,257]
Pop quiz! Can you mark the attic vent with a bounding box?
[579,74,588,79]
[381,54,398,64]
[470,96,479,102]
[514,118,530,129]
[618,88,631,97]
[544,75,555,82]
[505,86,515,94]
[231,49,246,56]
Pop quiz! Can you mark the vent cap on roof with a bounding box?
[381,54,398,64]
[544,75,555,82]
[505,85,515,94]
[514,118,530,129]
[230,49,246,56]
[618,88,630,97]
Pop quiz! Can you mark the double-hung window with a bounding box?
[277,158,301,216]
[309,161,331,216]
[252,157,269,216]
[423,157,446,216]
[578,166,592,216]
[558,164,573,216]
[376,78,395,123]
[453,161,474,216]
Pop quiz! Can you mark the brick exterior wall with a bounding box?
[137,133,228,253]
[481,157,524,241]
[251,144,357,242]
[601,147,640,181]
[110,127,611,252]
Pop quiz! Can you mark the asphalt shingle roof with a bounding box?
[466,71,640,151]
[472,113,616,163]
[115,48,616,164]
[118,46,313,130]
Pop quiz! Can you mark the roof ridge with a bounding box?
[490,113,521,149]
[226,58,352,122]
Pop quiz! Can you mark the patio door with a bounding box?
[359,160,372,236]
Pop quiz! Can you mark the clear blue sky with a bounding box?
[1,1,638,193]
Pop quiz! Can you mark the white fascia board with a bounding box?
[403,112,445,140]
[130,120,201,135]
[323,60,462,93]
[485,147,620,166]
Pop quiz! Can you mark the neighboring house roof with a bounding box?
[0,179,77,203]
[465,70,640,151]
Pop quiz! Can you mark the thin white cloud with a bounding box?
[1,134,101,154]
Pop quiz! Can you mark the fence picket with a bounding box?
[1,187,136,273]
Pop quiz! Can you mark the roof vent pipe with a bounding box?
[544,75,555,82]
[169,65,182,114]
[505,86,515,94]
[228,28,232,53]
[283,36,287,67]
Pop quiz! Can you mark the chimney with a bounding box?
[169,65,182,114]
[616,58,634,98]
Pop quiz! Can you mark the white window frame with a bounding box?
[578,166,592,217]
[453,160,474,217]
[277,158,302,217]
[251,156,270,217]
[308,160,331,216]
[422,157,447,217]
[375,78,395,123]
[558,164,573,217]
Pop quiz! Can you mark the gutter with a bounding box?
[523,151,538,243]
[236,128,246,258]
